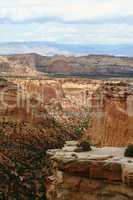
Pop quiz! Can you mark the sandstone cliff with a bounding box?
[0,77,132,147]
[87,81,133,147]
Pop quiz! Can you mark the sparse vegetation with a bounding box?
[71,117,91,138]
[0,119,77,199]
[124,144,133,157]
[77,140,92,152]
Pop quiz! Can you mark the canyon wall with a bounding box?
[88,82,133,147]
[0,77,132,198]
[0,78,132,146]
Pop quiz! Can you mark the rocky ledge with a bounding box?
[46,141,133,200]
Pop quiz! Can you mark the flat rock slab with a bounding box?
[47,141,133,185]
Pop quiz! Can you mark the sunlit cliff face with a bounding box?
[0,78,132,147]
[86,82,133,147]
[0,78,101,124]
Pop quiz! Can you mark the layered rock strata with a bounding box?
[46,141,133,200]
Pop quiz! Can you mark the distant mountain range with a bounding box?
[0,53,133,77]
[0,41,133,57]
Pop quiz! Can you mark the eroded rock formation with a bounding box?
[46,141,133,200]
[0,78,132,147]
[87,81,133,147]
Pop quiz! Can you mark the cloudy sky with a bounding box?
[0,0,133,44]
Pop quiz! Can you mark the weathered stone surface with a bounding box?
[61,161,90,176]
[63,174,81,189]
[100,194,129,200]
[89,162,122,181]
[46,142,133,200]
[88,82,133,147]
[79,179,103,192]
[104,184,133,198]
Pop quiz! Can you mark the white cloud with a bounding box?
[0,0,133,44]
[1,22,133,44]
[0,0,133,22]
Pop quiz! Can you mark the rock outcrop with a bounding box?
[46,141,133,200]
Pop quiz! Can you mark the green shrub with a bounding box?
[78,140,92,152]
[124,144,133,157]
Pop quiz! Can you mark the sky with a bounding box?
[0,0,133,45]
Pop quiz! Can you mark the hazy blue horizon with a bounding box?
[0,41,133,57]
